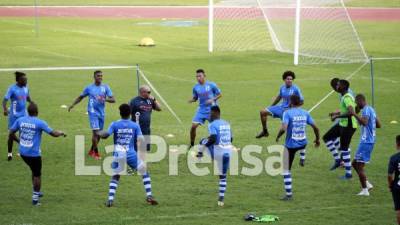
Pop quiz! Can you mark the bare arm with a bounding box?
[271,96,282,106]
[2,99,8,116]
[153,99,162,112]
[332,105,354,120]
[188,97,197,103]
[49,130,67,138]
[68,96,84,112]
[106,96,116,103]
[310,123,320,147]
[27,96,34,104]
[376,117,382,128]
[388,174,394,191]
[353,113,369,126]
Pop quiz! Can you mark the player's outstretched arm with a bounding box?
[68,96,84,112]
[50,130,67,138]
[310,124,320,147]
[106,96,116,103]
[2,99,8,116]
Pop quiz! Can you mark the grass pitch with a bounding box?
[0,15,399,225]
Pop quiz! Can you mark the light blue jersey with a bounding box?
[282,108,314,149]
[107,119,142,157]
[208,119,232,146]
[278,84,303,109]
[80,83,113,117]
[192,81,221,114]
[4,84,29,117]
[359,105,377,144]
[10,116,53,157]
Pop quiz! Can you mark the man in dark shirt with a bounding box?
[388,135,400,225]
[129,85,161,151]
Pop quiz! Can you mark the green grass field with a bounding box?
[0,14,399,225]
[0,0,399,7]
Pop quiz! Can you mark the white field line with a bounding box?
[308,62,368,113]
[20,46,88,60]
[372,57,400,60]
[138,69,183,125]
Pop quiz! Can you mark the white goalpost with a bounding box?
[209,0,369,65]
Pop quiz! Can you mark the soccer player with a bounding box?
[9,103,66,206]
[352,94,381,196]
[129,85,161,151]
[68,70,115,160]
[198,105,232,206]
[388,135,400,225]
[329,79,358,179]
[276,95,320,200]
[188,69,222,150]
[257,71,304,139]
[98,104,158,207]
[323,78,355,167]
[3,71,34,161]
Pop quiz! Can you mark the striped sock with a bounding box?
[341,149,352,177]
[108,179,119,201]
[32,191,40,205]
[142,173,152,197]
[325,140,340,161]
[299,149,306,161]
[333,138,340,151]
[283,171,292,197]
[219,175,227,201]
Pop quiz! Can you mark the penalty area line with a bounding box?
[308,62,368,113]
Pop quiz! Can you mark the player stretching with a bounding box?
[98,104,158,207]
[188,69,222,151]
[9,103,66,206]
[68,70,115,160]
[276,95,320,200]
[323,78,355,168]
[329,79,357,179]
[352,94,381,196]
[388,135,400,225]
[3,72,34,161]
[257,71,304,139]
[199,106,232,206]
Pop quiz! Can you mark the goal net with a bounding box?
[209,0,368,64]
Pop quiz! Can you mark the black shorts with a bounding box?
[323,123,340,142]
[392,187,400,211]
[284,145,306,170]
[21,155,42,177]
[339,126,356,150]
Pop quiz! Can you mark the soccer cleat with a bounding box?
[88,149,96,158]
[256,130,269,139]
[299,159,305,167]
[280,195,293,201]
[329,160,341,171]
[105,200,113,207]
[357,189,370,196]
[339,174,352,180]
[217,201,224,207]
[7,153,12,161]
[94,152,101,160]
[32,200,41,206]
[366,181,373,190]
[146,196,158,205]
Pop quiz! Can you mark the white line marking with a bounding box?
[138,69,183,125]
[308,62,368,113]
[372,57,400,60]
